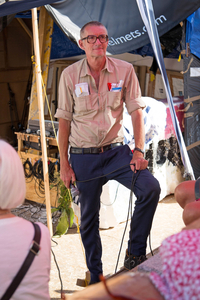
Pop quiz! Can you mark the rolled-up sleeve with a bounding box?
[124,65,146,114]
[54,108,73,121]
[54,69,74,121]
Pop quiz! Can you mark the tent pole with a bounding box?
[31,7,53,236]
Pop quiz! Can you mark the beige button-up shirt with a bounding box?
[55,57,145,148]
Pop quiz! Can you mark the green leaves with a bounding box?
[69,207,74,227]
[51,173,75,237]
[52,207,75,236]
[55,210,69,236]
[51,207,59,214]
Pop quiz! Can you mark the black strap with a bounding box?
[1,223,41,300]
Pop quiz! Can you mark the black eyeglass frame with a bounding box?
[81,34,109,44]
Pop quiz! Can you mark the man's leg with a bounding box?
[103,145,160,266]
[70,153,106,283]
[126,169,160,255]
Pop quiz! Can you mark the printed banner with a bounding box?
[45,0,200,54]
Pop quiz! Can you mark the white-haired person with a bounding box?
[0,140,51,300]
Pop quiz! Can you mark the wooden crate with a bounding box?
[45,59,77,119]
[19,152,59,207]
[16,132,59,207]
[145,68,183,99]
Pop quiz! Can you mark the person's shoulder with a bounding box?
[36,222,51,246]
[17,218,49,235]
[108,57,133,69]
[62,58,85,74]
[35,222,50,234]
[13,216,32,227]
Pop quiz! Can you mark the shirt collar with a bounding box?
[103,57,114,73]
[80,58,89,78]
[80,57,114,78]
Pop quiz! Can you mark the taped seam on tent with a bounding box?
[187,140,200,151]
[184,95,200,103]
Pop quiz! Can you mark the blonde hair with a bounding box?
[0,140,26,209]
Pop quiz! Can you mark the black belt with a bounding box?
[70,142,123,154]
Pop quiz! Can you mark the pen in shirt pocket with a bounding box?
[107,80,123,92]
[75,82,89,97]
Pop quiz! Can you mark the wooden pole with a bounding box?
[31,7,53,237]
[28,7,53,122]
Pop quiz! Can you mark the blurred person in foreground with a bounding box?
[66,182,200,300]
[0,140,51,300]
[55,20,160,284]
[175,177,200,225]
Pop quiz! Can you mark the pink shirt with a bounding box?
[55,57,145,148]
[0,217,51,300]
[150,229,200,300]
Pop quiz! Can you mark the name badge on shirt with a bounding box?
[108,80,124,92]
[75,83,89,97]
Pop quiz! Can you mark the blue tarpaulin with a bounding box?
[186,8,200,59]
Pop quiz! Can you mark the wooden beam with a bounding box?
[31,8,53,236]
[28,7,54,121]
[17,18,32,39]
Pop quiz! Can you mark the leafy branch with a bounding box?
[51,172,74,236]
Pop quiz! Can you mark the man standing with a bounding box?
[55,21,160,284]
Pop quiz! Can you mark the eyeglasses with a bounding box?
[81,34,108,44]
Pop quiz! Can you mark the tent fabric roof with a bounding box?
[0,0,60,18]
[1,0,200,59]
[50,22,181,60]
[46,0,200,55]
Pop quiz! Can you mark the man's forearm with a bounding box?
[58,118,76,187]
[130,108,148,171]
[58,118,71,166]
[131,109,145,150]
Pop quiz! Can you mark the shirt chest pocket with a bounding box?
[107,91,122,110]
[73,94,99,112]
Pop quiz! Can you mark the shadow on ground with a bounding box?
[51,289,77,299]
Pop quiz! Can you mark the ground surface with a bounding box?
[48,194,184,299]
[11,194,185,299]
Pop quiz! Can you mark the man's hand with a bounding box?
[60,160,76,188]
[130,151,148,173]
[58,118,76,188]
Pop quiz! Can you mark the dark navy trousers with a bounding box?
[70,145,160,282]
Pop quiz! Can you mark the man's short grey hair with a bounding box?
[0,140,26,209]
[80,21,106,39]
